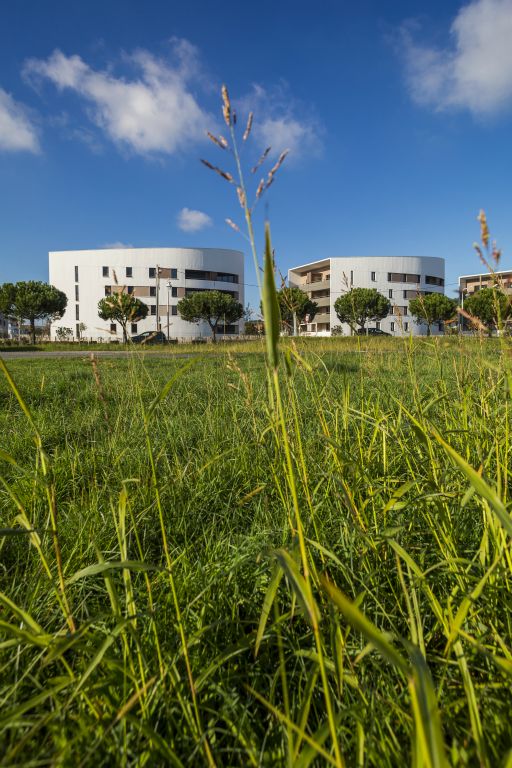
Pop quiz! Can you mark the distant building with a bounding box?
[288,256,445,336]
[49,247,245,341]
[459,269,512,298]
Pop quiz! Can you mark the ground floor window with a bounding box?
[390,321,395,331]
[110,323,116,333]
[131,323,137,333]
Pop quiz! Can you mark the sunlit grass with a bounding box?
[0,333,511,766]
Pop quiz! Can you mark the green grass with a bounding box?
[0,336,511,766]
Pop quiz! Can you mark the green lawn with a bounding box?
[0,337,511,766]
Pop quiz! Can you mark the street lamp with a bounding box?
[166,280,172,340]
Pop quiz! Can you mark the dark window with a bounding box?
[170,268,177,279]
[185,269,209,281]
[150,305,156,315]
[404,322,409,332]
[74,266,79,282]
[110,323,116,333]
[75,304,79,321]
[149,267,156,278]
[126,267,133,278]
[150,286,156,297]
[171,305,177,316]
[171,287,178,298]
[76,323,80,338]
[390,321,395,332]
[102,266,109,277]
[425,275,444,286]
[105,286,111,296]
[388,289,393,298]
[376,321,381,330]
[75,285,79,301]
[371,271,376,282]
[350,270,353,285]
[218,324,237,334]
[216,272,238,283]
[131,323,137,333]
[406,274,420,283]
[127,286,134,294]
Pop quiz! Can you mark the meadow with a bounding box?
[0,335,511,767]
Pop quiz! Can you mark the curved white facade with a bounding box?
[49,247,244,341]
[289,256,445,336]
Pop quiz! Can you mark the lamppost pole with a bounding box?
[166,280,172,340]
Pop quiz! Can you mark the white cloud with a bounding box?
[0,88,39,153]
[239,83,321,161]
[102,241,133,249]
[177,207,212,232]
[23,40,209,155]
[401,0,512,114]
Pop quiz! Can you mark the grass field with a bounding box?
[0,336,511,767]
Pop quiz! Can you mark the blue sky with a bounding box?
[1,0,512,312]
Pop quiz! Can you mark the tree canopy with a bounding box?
[276,287,318,335]
[463,287,511,334]
[334,288,390,332]
[177,290,244,342]
[98,292,149,342]
[408,293,458,335]
[0,281,67,344]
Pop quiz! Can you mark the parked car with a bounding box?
[131,330,168,344]
[355,328,391,336]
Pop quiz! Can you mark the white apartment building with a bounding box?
[288,256,445,336]
[49,247,245,341]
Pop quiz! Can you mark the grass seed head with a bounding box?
[200,159,234,183]
[222,84,231,127]
[207,131,228,150]
[256,178,265,199]
[251,147,271,174]
[243,112,253,141]
[237,186,246,209]
[477,209,490,249]
[225,218,241,233]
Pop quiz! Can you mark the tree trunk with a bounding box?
[30,318,36,345]
[121,323,128,343]
[427,324,431,336]
[293,312,298,337]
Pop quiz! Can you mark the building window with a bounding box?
[102,266,109,277]
[216,272,238,283]
[150,305,156,315]
[75,285,79,301]
[150,286,156,297]
[76,323,81,338]
[350,270,353,286]
[404,322,409,331]
[149,267,156,278]
[171,305,177,316]
[171,268,177,279]
[110,323,116,333]
[75,304,79,320]
[426,275,444,286]
[105,286,111,296]
[171,287,178,298]
[371,271,376,282]
[126,267,133,278]
[376,321,381,330]
[131,323,137,333]
[74,266,79,282]
[390,321,395,332]
[388,289,393,298]
[127,286,134,294]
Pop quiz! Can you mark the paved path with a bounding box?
[0,350,194,360]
